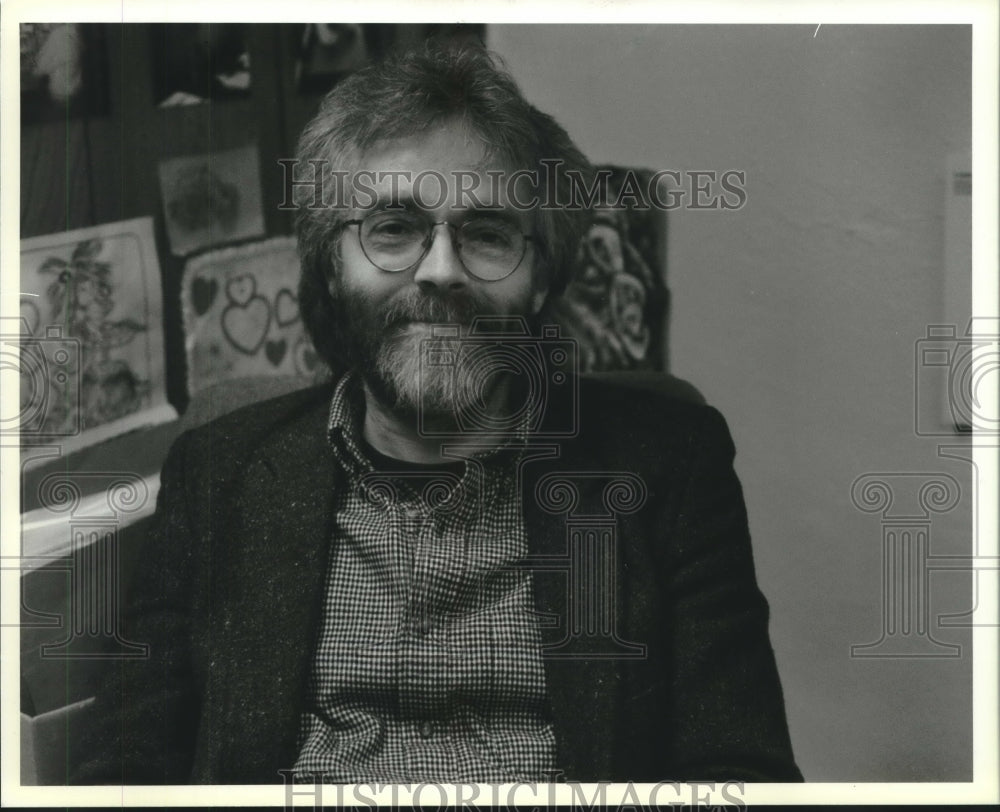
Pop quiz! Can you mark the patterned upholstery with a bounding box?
[549,166,667,372]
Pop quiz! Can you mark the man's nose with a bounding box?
[412,223,467,292]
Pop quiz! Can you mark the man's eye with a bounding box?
[474,230,504,245]
[462,221,517,250]
[366,217,422,240]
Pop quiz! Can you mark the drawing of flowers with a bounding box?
[40,237,150,430]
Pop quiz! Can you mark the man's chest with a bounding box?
[294,465,557,782]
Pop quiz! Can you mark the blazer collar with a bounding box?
[211,400,340,782]
[520,440,636,781]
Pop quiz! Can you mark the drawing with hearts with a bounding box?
[181,237,329,396]
[221,273,272,355]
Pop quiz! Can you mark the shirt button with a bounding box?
[419,721,436,739]
[415,615,433,636]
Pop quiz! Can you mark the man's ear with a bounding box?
[530,286,548,316]
[325,236,343,299]
[529,256,551,315]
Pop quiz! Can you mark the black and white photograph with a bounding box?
[2,1,997,808]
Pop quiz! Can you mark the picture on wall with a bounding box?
[17,217,174,451]
[293,23,486,94]
[293,23,394,93]
[20,23,110,124]
[150,23,251,106]
[181,236,327,396]
[157,144,266,256]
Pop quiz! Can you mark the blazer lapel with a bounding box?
[209,403,340,783]
[521,446,624,781]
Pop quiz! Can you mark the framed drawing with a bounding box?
[181,236,327,396]
[16,217,175,453]
[157,144,266,256]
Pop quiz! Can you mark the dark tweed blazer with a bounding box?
[73,376,802,784]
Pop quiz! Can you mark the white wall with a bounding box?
[489,24,974,781]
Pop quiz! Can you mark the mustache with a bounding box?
[377,288,492,329]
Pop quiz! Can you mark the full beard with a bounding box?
[331,282,533,427]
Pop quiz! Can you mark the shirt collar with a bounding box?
[326,370,532,478]
[326,370,373,478]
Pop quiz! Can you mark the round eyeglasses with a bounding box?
[344,210,534,282]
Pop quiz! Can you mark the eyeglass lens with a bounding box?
[359,210,527,281]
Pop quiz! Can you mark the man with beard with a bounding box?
[72,46,801,785]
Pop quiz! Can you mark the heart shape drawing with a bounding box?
[191,277,219,316]
[275,288,300,327]
[265,338,287,367]
[20,298,41,336]
[226,273,257,307]
[221,296,271,355]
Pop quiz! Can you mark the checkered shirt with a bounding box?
[293,372,556,782]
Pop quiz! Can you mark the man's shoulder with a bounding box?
[574,373,732,472]
[578,373,720,435]
[178,381,335,460]
[171,372,728,473]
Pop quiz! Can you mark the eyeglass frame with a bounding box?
[340,212,536,283]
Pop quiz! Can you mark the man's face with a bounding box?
[329,120,548,421]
